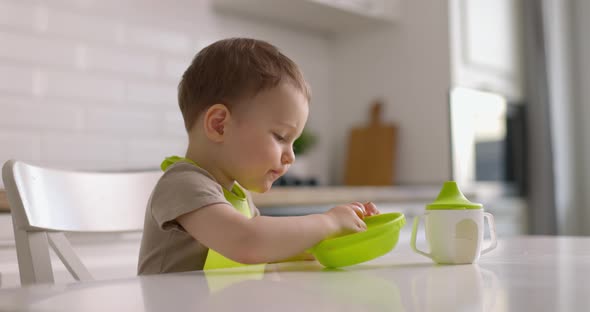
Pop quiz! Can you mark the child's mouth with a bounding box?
[269,170,283,179]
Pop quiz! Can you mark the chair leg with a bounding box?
[48,233,93,281]
[13,229,54,285]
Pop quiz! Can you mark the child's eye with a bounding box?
[273,133,286,142]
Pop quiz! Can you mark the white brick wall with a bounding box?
[0,0,334,187]
[42,70,126,101]
[43,6,125,43]
[0,1,36,31]
[0,130,40,164]
[0,95,81,129]
[0,63,34,94]
[0,32,77,66]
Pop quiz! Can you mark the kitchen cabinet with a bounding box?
[211,0,399,35]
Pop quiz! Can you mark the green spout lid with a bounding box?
[426,181,483,210]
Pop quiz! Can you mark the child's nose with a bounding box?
[282,149,295,165]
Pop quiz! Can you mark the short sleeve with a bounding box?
[149,163,231,232]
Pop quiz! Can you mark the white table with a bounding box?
[1,236,589,311]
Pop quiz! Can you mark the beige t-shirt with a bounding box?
[137,162,260,275]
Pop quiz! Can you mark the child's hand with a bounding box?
[324,204,368,237]
[359,201,380,217]
[347,201,381,219]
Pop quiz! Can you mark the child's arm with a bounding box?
[271,251,315,263]
[270,202,379,263]
[177,202,372,264]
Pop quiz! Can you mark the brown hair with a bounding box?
[178,38,311,131]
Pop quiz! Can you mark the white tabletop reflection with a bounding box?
[1,236,589,311]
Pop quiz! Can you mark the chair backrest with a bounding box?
[2,160,162,285]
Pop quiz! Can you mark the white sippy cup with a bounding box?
[411,181,497,264]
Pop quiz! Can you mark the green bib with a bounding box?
[161,156,253,270]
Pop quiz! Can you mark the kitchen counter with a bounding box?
[0,236,588,311]
[250,185,446,207]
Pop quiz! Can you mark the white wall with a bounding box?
[0,0,453,187]
[330,0,452,184]
[544,0,577,234]
[571,0,590,234]
[0,0,335,185]
[535,0,590,235]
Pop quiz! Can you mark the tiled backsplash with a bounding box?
[0,0,333,185]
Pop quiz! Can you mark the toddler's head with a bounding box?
[178,38,310,132]
[178,38,310,192]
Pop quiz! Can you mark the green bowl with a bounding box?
[309,212,406,268]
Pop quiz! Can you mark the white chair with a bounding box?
[2,160,162,286]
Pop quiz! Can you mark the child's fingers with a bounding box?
[349,202,366,219]
[363,202,380,216]
[353,206,365,219]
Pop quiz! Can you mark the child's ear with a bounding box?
[203,104,230,142]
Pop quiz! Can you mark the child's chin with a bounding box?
[246,182,272,193]
[256,184,273,193]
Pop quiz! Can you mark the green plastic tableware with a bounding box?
[309,212,406,268]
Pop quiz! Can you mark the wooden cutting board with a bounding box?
[0,189,10,212]
[344,101,397,186]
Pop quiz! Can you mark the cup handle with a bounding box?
[481,212,498,255]
[411,215,433,259]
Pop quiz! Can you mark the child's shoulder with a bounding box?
[157,162,221,191]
